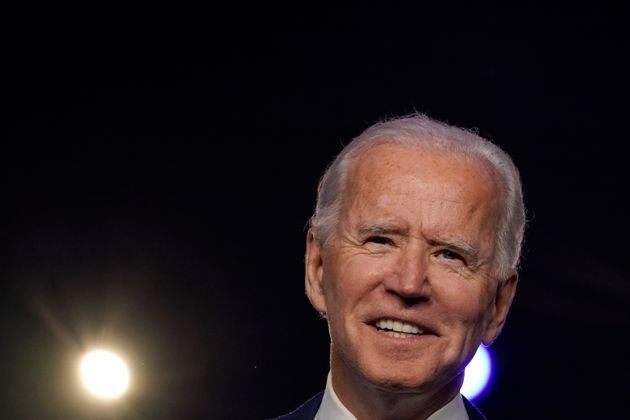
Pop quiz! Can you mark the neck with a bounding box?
[330,353,463,420]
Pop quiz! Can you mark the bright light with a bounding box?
[461,345,492,400]
[80,350,130,399]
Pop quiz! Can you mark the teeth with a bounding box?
[383,331,412,339]
[375,319,423,335]
[393,320,402,331]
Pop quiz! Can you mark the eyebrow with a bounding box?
[357,223,408,237]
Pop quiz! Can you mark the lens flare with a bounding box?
[80,350,129,399]
[461,345,492,400]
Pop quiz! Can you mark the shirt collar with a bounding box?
[314,372,356,420]
[314,372,469,420]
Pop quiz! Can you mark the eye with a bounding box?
[365,236,393,246]
[437,249,465,263]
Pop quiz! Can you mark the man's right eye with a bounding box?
[365,236,392,245]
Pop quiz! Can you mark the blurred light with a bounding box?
[80,350,129,399]
[461,345,492,400]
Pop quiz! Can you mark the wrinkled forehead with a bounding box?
[333,142,507,274]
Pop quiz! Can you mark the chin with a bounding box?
[358,360,437,393]
[352,349,465,397]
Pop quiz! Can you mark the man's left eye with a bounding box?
[439,250,463,261]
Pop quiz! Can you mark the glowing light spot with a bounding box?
[80,350,129,399]
[461,345,492,400]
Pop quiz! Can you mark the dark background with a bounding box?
[3,4,628,419]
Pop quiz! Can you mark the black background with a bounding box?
[3,4,629,419]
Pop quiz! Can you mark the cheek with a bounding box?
[322,264,361,310]
[322,254,387,316]
[436,281,493,327]
[435,283,495,362]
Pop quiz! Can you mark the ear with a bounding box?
[482,273,518,346]
[305,229,328,315]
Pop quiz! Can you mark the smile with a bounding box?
[373,318,424,338]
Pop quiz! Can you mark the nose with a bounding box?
[383,243,431,303]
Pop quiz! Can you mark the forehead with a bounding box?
[343,142,501,223]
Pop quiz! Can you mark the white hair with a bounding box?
[310,113,526,281]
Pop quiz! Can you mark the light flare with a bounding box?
[461,345,492,400]
[80,350,130,399]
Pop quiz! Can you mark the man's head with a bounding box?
[304,114,525,407]
[310,114,525,281]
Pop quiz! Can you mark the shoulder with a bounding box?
[269,391,325,420]
[462,396,488,420]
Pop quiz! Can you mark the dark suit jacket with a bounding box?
[272,391,488,420]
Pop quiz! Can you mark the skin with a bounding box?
[305,143,518,420]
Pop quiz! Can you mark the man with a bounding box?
[276,114,525,419]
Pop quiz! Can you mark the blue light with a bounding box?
[461,345,492,400]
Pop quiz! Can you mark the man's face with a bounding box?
[306,143,517,397]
